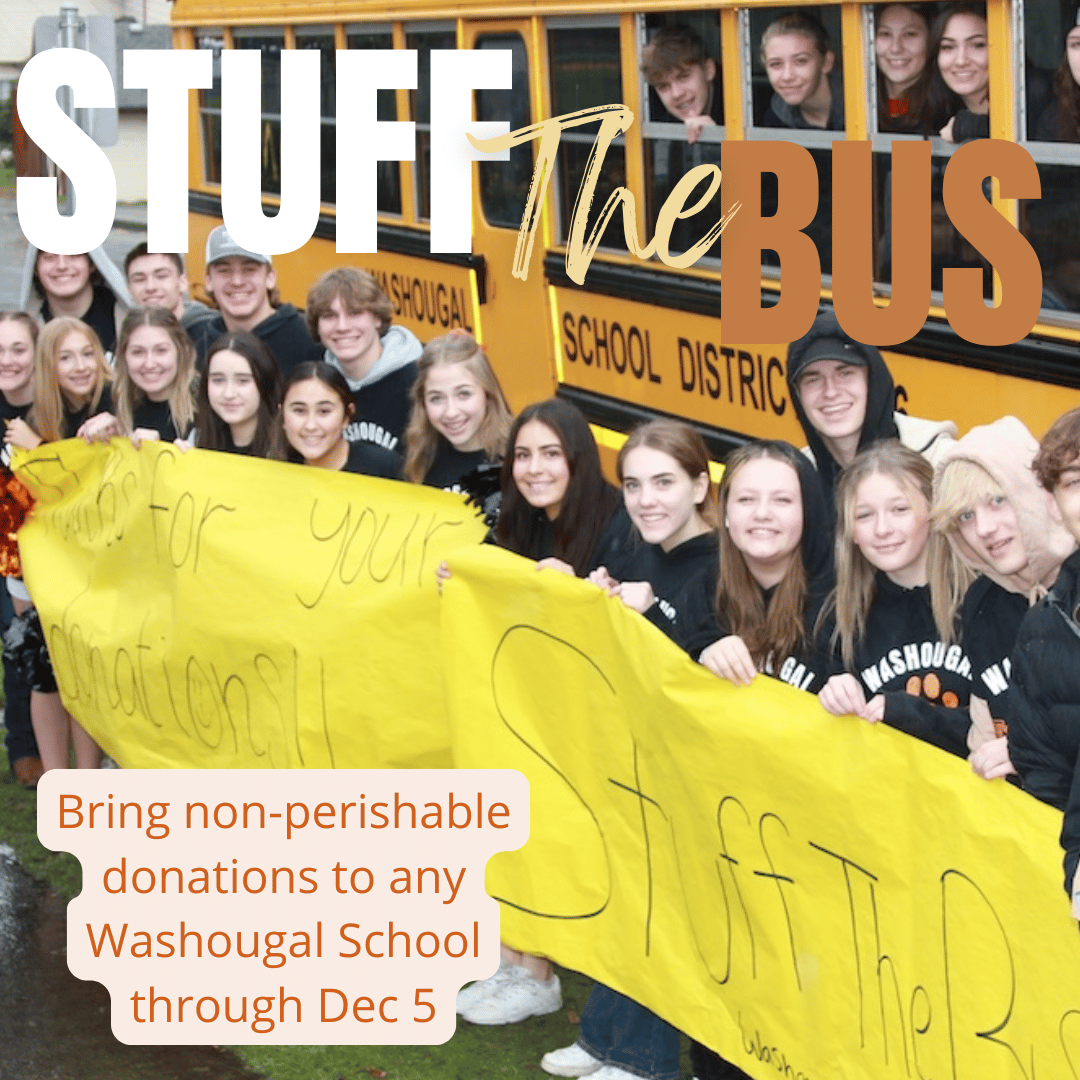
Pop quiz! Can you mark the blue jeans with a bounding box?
[577,982,680,1080]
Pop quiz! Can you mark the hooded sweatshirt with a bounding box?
[192,303,322,377]
[786,312,957,519]
[19,244,132,357]
[680,448,836,692]
[936,417,1077,718]
[762,68,846,131]
[326,324,423,454]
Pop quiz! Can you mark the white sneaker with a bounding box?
[455,958,512,1014]
[540,1042,603,1077]
[461,967,562,1025]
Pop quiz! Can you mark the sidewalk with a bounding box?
[0,196,148,309]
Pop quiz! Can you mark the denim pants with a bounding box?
[577,982,680,1080]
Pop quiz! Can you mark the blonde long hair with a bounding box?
[29,317,111,442]
[830,442,943,668]
[113,308,197,437]
[402,331,513,483]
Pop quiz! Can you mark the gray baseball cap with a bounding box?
[205,225,271,267]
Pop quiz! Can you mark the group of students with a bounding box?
[8,227,1080,1076]
[441,312,1080,1080]
[760,1,1080,143]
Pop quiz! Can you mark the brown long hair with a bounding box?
[113,308,197,437]
[616,419,719,530]
[402,331,513,483]
[496,398,621,575]
[925,2,988,133]
[1051,43,1080,142]
[29,317,111,442]
[875,3,934,132]
[716,441,810,669]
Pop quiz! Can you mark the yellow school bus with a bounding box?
[171,0,1080,458]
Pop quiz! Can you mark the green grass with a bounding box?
[0,162,14,196]
[0,726,695,1079]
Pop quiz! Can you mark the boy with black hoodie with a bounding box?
[1004,407,1080,907]
[785,311,956,519]
[189,226,322,375]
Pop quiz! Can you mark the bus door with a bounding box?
[463,19,556,410]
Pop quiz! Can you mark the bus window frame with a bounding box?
[545,12,630,255]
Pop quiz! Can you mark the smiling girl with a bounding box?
[80,308,198,446]
[589,420,718,634]
[196,332,285,458]
[402,330,513,490]
[927,3,989,142]
[818,442,972,755]
[875,3,932,132]
[682,440,834,691]
[281,361,401,477]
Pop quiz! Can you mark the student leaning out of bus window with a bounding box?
[539,422,730,1080]
[1005,407,1080,907]
[680,440,834,696]
[1035,3,1080,142]
[402,329,513,496]
[641,24,722,145]
[281,361,402,478]
[928,3,989,142]
[786,311,957,521]
[79,308,198,446]
[196,332,286,459]
[875,3,934,132]
[589,419,718,638]
[817,443,972,757]
[306,267,423,456]
[759,11,845,131]
[929,417,1076,781]
[0,312,42,791]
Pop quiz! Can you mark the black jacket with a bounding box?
[1007,548,1080,894]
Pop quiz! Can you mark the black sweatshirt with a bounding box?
[838,572,973,757]
[961,575,1029,724]
[604,531,719,642]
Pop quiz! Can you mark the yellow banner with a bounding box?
[16,440,485,771]
[16,441,1080,1079]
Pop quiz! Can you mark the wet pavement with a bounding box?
[0,846,263,1080]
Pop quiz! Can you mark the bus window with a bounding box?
[406,24,458,223]
[345,25,402,216]
[640,12,722,261]
[475,33,532,230]
[743,5,844,275]
[866,3,994,304]
[195,30,224,185]
[230,28,285,196]
[1018,0,1080,320]
[547,17,628,254]
[294,27,335,207]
